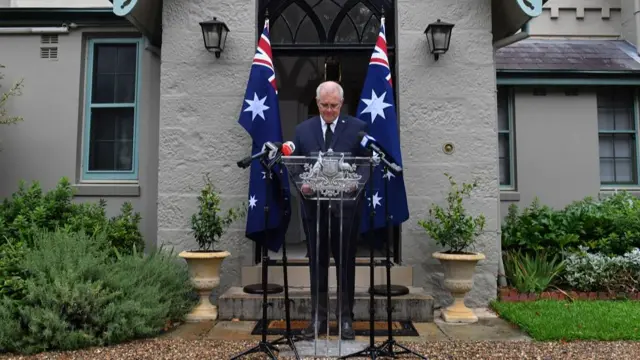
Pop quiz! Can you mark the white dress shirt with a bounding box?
[320,116,338,141]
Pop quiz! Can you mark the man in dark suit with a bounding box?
[292,81,369,340]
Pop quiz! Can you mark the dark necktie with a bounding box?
[324,123,333,150]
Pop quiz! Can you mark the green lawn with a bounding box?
[491,300,640,341]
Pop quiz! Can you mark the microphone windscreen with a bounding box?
[282,141,295,155]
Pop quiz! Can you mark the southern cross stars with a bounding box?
[243,93,270,121]
[368,192,382,209]
[359,89,391,124]
[248,195,258,209]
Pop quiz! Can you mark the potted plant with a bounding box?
[418,173,486,324]
[179,174,244,322]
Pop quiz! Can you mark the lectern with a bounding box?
[281,150,372,358]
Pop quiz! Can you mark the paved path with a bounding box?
[162,307,531,358]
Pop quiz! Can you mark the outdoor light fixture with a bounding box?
[200,17,229,58]
[424,19,454,61]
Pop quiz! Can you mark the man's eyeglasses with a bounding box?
[319,103,340,110]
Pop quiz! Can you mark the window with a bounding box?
[597,88,639,186]
[82,38,142,181]
[497,87,515,189]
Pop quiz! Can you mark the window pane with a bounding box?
[614,136,633,158]
[600,158,615,183]
[614,108,633,130]
[93,74,115,103]
[499,133,509,158]
[92,43,137,104]
[89,107,134,171]
[499,158,510,186]
[116,45,137,73]
[497,88,509,130]
[271,17,293,44]
[95,45,117,73]
[598,108,614,130]
[115,74,135,103]
[296,16,320,43]
[615,159,634,183]
[599,135,614,158]
[314,0,340,32]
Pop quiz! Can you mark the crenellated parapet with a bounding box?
[543,0,620,19]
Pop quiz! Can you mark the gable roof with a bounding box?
[496,39,640,73]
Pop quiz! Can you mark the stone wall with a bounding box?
[396,0,499,308]
[159,0,258,299]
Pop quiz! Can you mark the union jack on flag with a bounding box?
[237,19,291,252]
[357,16,409,234]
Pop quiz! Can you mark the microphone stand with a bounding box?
[374,161,427,360]
[340,154,388,360]
[231,153,282,360]
[268,153,302,360]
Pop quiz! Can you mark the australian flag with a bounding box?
[357,17,409,233]
[237,19,291,252]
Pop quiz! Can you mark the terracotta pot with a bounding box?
[179,250,230,322]
[433,251,485,324]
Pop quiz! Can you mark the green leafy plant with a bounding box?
[503,250,565,293]
[0,63,23,126]
[190,173,244,252]
[0,229,195,355]
[418,173,486,254]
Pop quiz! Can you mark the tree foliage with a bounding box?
[0,63,23,125]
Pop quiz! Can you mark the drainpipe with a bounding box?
[0,23,74,34]
[635,0,640,54]
[493,21,530,50]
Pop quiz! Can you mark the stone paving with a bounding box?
[161,307,531,358]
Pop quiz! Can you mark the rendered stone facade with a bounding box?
[158,0,499,308]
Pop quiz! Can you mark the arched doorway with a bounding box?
[256,0,400,264]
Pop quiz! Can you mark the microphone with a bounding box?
[237,141,282,169]
[357,131,402,174]
[281,141,295,156]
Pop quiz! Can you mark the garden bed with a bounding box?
[498,287,640,302]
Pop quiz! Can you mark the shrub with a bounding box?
[501,192,640,256]
[418,173,486,253]
[0,178,144,254]
[503,250,565,293]
[0,229,195,355]
[563,247,640,293]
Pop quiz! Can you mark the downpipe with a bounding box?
[494,21,530,50]
[0,23,75,34]
[635,0,640,55]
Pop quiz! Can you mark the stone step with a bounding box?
[241,263,413,288]
[218,286,434,322]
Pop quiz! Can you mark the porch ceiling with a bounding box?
[109,0,162,46]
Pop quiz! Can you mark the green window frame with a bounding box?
[81,37,142,181]
[497,86,515,189]
[597,87,640,187]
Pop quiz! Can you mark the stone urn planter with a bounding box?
[418,173,487,324]
[433,251,485,323]
[182,173,245,322]
[179,250,230,322]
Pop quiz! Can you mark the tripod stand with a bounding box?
[269,194,302,359]
[340,155,389,360]
[231,155,298,360]
[374,164,427,359]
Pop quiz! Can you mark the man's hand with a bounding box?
[301,184,314,195]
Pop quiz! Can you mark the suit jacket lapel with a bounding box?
[312,116,324,151]
[330,117,347,150]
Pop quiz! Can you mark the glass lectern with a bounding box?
[281,150,372,357]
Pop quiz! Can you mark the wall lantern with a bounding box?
[424,19,454,61]
[200,17,230,58]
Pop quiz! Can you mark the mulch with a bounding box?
[2,338,640,359]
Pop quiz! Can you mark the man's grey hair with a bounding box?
[316,81,344,100]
